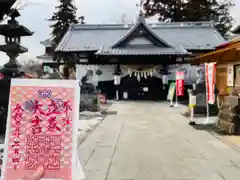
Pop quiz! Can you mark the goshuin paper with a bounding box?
[2,79,80,180]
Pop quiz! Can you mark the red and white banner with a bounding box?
[176,71,184,96]
[205,63,216,104]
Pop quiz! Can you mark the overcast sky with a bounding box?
[0,0,240,64]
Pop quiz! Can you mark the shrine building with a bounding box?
[52,13,226,100]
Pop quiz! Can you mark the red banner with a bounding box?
[176,71,184,96]
[205,63,216,104]
[98,94,107,104]
[0,73,4,79]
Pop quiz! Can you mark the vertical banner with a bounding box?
[205,63,216,104]
[227,65,234,87]
[176,71,184,96]
[167,82,176,101]
[2,79,83,180]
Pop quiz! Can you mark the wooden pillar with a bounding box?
[216,65,228,103]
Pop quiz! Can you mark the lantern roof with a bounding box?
[0,43,28,54]
[0,24,33,37]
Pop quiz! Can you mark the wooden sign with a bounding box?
[227,65,234,87]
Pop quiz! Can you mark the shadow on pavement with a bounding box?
[101,110,117,115]
[192,124,216,131]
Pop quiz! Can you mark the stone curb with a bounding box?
[209,131,240,154]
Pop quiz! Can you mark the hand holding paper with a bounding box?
[1,79,83,180]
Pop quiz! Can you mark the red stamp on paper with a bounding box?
[25,135,61,170]
[2,79,79,180]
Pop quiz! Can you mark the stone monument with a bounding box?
[80,70,99,111]
[192,66,218,116]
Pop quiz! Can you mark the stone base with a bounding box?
[217,119,235,134]
[80,93,100,112]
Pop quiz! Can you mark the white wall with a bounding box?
[168,64,198,84]
[76,64,198,85]
[76,65,161,83]
[76,65,115,84]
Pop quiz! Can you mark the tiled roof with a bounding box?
[56,21,226,52]
[96,46,190,56]
[40,38,54,47]
[36,54,52,61]
[112,13,172,48]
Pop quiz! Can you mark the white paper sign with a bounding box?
[2,79,84,180]
[114,76,121,85]
[123,92,128,99]
[176,71,184,80]
[227,65,234,86]
[143,87,149,92]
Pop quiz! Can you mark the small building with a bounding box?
[54,13,225,100]
[37,38,55,73]
[192,27,240,101]
[191,26,240,134]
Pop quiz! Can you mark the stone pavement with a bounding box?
[220,135,240,150]
[79,101,240,180]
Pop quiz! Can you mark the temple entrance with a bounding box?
[120,75,164,100]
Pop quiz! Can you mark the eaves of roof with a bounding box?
[96,46,191,56]
[55,21,226,53]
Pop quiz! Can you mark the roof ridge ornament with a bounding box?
[136,0,145,23]
[137,10,145,22]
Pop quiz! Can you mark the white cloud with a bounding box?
[231,0,240,26]
[75,0,140,23]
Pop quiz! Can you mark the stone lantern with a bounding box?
[0,8,33,136]
[0,9,33,77]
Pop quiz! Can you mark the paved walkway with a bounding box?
[79,102,240,180]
